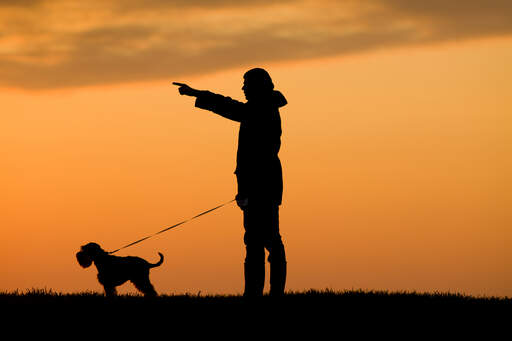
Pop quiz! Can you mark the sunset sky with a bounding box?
[2,0,511,297]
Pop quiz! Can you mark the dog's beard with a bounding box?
[76,251,93,268]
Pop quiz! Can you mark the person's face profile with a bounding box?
[242,77,259,101]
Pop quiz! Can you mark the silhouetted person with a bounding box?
[173,68,287,297]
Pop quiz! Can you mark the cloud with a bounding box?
[380,0,512,37]
[0,0,511,89]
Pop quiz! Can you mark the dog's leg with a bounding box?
[132,276,157,297]
[103,285,117,297]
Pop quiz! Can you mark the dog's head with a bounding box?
[76,242,106,268]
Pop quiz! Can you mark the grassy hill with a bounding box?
[2,289,509,335]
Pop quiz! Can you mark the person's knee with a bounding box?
[267,241,286,264]
[245,244,265,264]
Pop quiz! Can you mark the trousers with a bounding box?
[242,202,287,296]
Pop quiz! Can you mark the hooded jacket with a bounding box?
[195,90,287,205]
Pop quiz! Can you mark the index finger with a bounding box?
[172,82,187,86]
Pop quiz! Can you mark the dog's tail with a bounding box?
[149,252,164,268]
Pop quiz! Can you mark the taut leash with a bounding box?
[109,199,235,254]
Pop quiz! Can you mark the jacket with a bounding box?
[195,90,287,205]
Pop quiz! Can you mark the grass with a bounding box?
[3,287,509,310]
[2,288,509,334]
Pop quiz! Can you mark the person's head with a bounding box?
[242,68,274,101]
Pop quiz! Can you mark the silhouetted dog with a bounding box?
[76,242,164,297]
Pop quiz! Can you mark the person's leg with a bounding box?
[243,206,265,297]
[265,205,287,296]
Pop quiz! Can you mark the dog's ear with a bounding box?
[76,250,93,268]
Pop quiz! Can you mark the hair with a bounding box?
[243,68,274,92]
[76,250,93,268]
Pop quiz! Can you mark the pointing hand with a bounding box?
[172,82,198,96]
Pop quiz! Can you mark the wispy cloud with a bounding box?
[1,0,511,89]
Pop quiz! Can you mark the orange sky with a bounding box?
[1,1,511,296]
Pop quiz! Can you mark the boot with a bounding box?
[269,260,287,297]
[243,261,265,297]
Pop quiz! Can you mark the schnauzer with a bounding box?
[76,242,164,297]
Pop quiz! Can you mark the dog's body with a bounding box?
[76,242,163,297]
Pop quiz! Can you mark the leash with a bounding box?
[109,199,235,254]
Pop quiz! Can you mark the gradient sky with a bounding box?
[2,0,511,296]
